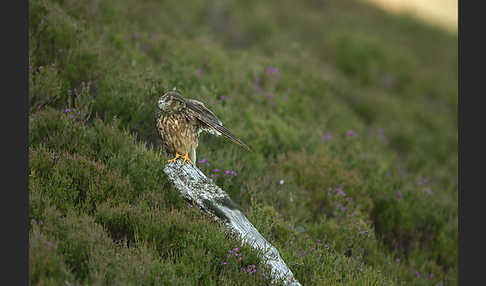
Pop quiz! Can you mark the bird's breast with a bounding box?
[157,112,200,155]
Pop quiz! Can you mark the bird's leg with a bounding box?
[167,153,183,163]
[181,152,194,166]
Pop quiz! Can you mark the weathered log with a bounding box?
[163,160,301,286]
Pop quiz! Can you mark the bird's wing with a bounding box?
[186,99,223,132]
[185,99,251,151]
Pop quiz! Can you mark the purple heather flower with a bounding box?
[210,174,214,177]
[438,281,444,286]
[141,44,150,52]
[397,190,403,198]
[47,241,52,247]
[377,128,386,140]
[224,170,230,176]
[321,133,333,142]
[266,66,280,78]
[381,74,396,89]
[64,108,70,113]
[415,271,420,278]
[268,92,275,99]
[316,239,321,244]
[299,250,307,257]
[198,158,207,164]
[429,273,435,279]
[222,262,227,265]
[234,247,238,252]
[31,218,36,224]
[213,168,219,173]
[324,244,329,249]
[346,129,358,138]
[220,95,225,101]
[336,188,346,196]
[231,171,237,176]
[39,220,43,225]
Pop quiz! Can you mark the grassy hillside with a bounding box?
[29,0,457,285]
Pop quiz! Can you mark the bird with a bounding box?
[155,91,250,166]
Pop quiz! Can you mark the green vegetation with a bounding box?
[29,0,457,285]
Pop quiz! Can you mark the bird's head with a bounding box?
[158,91,186,113]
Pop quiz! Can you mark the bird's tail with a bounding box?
[212,124,251,152]
[195,114,250,151]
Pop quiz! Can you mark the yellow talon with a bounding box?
[181,153,194,166]
[167,153,183,163]
[167,153,193,166]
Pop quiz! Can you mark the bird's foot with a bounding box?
[181,153,194,166]
[167,153,183,164]
[167,153,193,166]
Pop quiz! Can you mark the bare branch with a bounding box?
[163,160,302,286]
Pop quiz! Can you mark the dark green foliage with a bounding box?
[30,146,134,214]
[29,0,457,285]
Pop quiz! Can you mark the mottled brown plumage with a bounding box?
[155,91,250,166]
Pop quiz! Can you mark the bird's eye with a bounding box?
[158,99,165,109]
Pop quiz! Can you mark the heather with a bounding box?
[29,0,457,285]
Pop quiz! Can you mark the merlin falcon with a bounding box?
[155,91,250,166]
